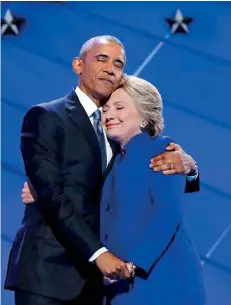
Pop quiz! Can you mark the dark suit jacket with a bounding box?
[4,90,118,301]
[4,89,199,301]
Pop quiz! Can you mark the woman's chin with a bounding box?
[106,132,120,143]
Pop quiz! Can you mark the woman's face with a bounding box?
[102,88,143,146]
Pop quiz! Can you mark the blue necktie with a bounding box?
[92,109,107,172]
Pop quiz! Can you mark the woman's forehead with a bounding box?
[104,88,134,107]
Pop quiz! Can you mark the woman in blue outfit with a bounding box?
[101,76,206,305]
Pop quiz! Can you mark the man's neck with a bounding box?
[78,84,106,108]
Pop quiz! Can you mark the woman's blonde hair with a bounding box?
[122,76,164,137]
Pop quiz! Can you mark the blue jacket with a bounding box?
[101,132,205,305]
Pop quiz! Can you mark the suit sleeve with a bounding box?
[127,171,184,275]
[185,173,200,193]
[21,106,103,263]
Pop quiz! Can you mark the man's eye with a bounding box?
[97,57,106,62]
[115,63,123,69]
[117,107,123,110]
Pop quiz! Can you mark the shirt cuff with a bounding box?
[89,247,108,262]
[186,171,198,182]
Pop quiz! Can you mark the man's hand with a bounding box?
[22,181,36,204]
[150,142,197,175]
[95,252,131,279]
[103,260,135,285]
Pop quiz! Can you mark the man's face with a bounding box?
[74,39,125,101]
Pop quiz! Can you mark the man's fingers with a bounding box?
[150,159,173,167]
[118,265,131,279]
[153,163,185,173]
[114,263,131,279]
[150,155,166,167]
[22,188,30,194]
[22,193,34,204]
[150,151,183,168]
[163,169,177,175]
[151,154,166,162]
[22,196,32,202]
[24,181,29,188]
[163,166,185,175]
[165,142,176,151]
[106,271,118,279]
[153,164,171,172]
[123,266,131,278]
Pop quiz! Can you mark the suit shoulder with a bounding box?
[38,96,66,113]
[148,135,173,157]
[26,95,66,121]
[153,135,173,147]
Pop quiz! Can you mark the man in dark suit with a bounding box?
[5,35,199,305]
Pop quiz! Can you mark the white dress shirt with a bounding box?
[75,87,110,262]
[75,87,113,166]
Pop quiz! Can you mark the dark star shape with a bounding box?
[166,9,193,34]
[1,9,25,37]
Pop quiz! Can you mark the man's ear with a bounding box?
[72,57,83,75]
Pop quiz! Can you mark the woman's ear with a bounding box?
[72,57,83,75]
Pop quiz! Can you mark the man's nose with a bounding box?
[104,62,115,75]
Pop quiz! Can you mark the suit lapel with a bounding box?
[65,90,102,173]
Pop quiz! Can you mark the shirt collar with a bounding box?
[75,86,101,117]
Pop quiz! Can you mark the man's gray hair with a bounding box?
[79,35,126,62]
[123,76,164,137]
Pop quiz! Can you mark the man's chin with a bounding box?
[100,89,114,97]
[93,90,113,104]
[96,83,116,96]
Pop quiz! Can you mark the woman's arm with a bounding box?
[127,170,185,275]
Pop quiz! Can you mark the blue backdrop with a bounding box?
[1,1,231,304]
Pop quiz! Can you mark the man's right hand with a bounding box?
[22,181,36,204]
[95,252,131,279]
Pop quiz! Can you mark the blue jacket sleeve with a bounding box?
[127,171,185,274]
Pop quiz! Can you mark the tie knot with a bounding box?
[92,109,101,121]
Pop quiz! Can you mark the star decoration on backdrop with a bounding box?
[166,9,193,34]
[1,9,25,37]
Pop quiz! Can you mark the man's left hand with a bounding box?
[150,142,196,175]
